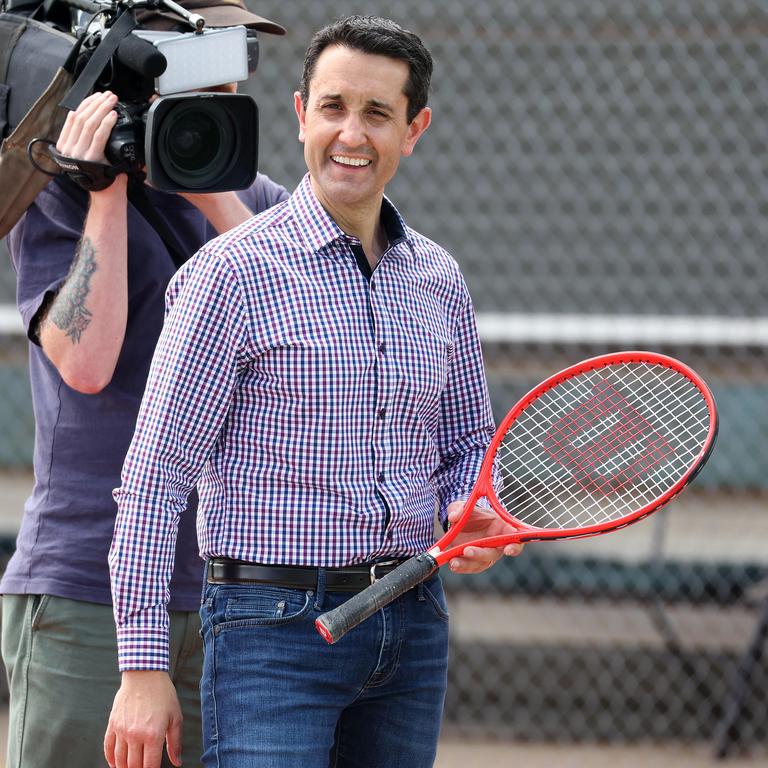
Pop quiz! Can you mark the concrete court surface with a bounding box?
[434,739,765,767]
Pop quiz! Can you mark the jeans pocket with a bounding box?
[422,581,450,622]
[216,586,314,631]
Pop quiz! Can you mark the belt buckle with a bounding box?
[369,559,399,585]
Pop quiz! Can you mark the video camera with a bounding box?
[102,22,259,190]
[6,0,268,192]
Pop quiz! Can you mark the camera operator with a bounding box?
[0,3,288,767]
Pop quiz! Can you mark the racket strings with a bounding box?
[494,362,712,531]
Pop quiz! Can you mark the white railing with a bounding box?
[477,313,768,347]
[0,305,23,335]
[2,304,767,347]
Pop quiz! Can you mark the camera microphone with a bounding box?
[115,35,167,79]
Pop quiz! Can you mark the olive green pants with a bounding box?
[1,595,203,768]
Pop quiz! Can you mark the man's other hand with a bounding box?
[104,670,183,768]
[445,500,524,574]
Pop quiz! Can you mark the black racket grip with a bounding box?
[315,553,439,644]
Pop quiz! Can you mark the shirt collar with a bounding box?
[380,196,408,248]
[289,173,409,253]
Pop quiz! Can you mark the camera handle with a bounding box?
[149,0,206,32]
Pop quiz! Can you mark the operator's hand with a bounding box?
[104,670,183,768]
[57,90,119,163]
[445,500,524,574]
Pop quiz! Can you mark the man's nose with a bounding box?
[337,113,367,146]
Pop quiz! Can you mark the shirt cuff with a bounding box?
[116,625,170,671]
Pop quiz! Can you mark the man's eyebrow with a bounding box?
[367,98,394,113]
[317,93,395,112]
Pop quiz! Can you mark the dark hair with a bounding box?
[300,15,433,124]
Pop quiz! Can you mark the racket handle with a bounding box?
[315,553,439,644]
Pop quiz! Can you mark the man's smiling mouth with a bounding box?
[331,155,372,167]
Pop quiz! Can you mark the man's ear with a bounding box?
[294,92,306,142]
[401,107,432,157]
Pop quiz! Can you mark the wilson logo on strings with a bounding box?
[542,379,676,495]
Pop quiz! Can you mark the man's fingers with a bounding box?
[58,91,106,150]
[113,734,128,768]
[57,114,74,152]
[61,92,108,146]
[142,737,165,768]
[91,109,120,153]
[449,558,492,574]
[108,723,171,768]
[449,541,524,574]
[449,546,500,573]
[127,740,145,768]
[71,95,118,161]
[166,715,184,767]
[58,91,118,160]
[104,724,117,768]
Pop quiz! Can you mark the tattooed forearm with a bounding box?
[48,237,98,343]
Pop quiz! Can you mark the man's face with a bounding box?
[294,44,430,219]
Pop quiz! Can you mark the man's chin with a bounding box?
[314,175,377,209]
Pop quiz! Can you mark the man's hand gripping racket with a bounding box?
[316,351,718,644]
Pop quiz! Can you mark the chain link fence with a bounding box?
[1,0,767,762]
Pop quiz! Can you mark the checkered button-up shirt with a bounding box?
[110,174,495,670]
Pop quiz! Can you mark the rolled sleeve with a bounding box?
[9,180,86,344]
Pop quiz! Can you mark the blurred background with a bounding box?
[1,0,767,765]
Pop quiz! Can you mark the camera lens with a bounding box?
[157,100,237,189]
[146,93,258,192]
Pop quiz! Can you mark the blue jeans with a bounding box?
[199,570,450,768]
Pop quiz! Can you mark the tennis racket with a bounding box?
[316,350,717,644]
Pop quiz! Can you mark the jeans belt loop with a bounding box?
[315,567,327,609]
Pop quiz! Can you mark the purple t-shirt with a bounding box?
[1,174,289,610]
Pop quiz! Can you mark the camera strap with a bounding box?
[127,179,192,269]
[59,7,138,110]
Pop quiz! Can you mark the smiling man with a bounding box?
[106,15,522,768]
[294,40,429,259]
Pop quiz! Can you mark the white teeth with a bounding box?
[332,155,371,167]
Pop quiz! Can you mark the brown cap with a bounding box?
[137,0,286,35]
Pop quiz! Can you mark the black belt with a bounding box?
[207,557,406,593]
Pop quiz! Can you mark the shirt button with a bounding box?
[378,408,386,420]
[378,471,385,483]
[378,342,385,355]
